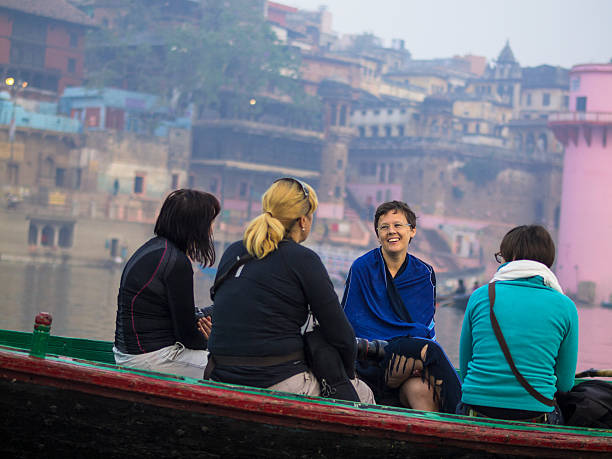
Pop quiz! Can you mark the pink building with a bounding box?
[549,64,612,304]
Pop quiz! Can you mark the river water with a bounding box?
[1,260,611,372]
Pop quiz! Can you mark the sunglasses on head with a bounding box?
[273,177,310,200]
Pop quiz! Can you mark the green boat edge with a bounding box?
[1,328,611,439]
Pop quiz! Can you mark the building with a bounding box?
[549,63,612,304]
[0,0,95,98]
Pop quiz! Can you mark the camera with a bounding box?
[356,337,388,362]
[195,305,214,320]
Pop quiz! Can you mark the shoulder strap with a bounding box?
[210,253,253,301]
[488,282,555,407]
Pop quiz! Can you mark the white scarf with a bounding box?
[490,260,564,294]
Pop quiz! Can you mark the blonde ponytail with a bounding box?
[243,179,318,259]
[243,212,286,259]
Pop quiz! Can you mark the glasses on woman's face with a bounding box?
[377,223,413,234]
[495,252,503,264]
[274,177,309,200]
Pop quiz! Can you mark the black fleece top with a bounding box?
[114,237,207,354]
[207,239,356,387]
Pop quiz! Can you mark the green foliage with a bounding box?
[458,157,504,187]
[85,0,301,108]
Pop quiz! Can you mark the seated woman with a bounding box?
[458,225,578,424]
[113,189,220,379]
[342,201,461,412]
[206,178,373,403]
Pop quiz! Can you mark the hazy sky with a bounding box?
[285,0,612,68]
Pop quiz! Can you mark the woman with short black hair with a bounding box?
[113,189,220,378]
[458,224,579,424]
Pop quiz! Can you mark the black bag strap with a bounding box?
[210,253,253,301]
[488,282,555,407]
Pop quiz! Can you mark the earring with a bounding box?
[301,227,305,232]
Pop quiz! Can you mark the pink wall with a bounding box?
[557,64,612,303]
[569,64,612,112]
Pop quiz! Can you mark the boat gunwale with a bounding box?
[1,345,611,457]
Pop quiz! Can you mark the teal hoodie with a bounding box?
[459,275,578,412]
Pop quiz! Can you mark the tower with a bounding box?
[549,64,612,303]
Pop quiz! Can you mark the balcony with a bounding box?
[548,112,612,125]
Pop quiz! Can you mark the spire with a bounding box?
[497,40,516,64]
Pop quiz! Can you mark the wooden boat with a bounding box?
[1,329,611,458]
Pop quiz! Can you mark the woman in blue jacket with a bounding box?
[459,225,579,424]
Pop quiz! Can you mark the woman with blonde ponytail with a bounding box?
[207,178,373,403]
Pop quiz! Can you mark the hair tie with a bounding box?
[265,211,273,217]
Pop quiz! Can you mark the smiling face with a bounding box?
[376,210,416,258]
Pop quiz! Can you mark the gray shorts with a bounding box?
[113,342,209,380]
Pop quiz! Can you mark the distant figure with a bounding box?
[472,280,480,291]
[342,200,461,413]
[455,279,466,295]
[207,178,373,402]
[113,189,220,379]
[458,225,578,424]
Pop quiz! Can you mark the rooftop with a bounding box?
[0,0,97,27]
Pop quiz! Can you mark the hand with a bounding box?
[197,316,212,340]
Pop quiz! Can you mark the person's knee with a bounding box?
[400,377,437,411]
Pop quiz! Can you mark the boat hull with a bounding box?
[1,347,611,458]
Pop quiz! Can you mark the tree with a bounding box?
[85,0,301,110]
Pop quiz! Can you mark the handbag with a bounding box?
[488,282,555,407]
[303,314,360,402]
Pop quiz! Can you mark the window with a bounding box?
[58,226,73,248]
[387,109,393,115]
[67,58,76,74]
[603,128,607,148]
[576,97,587,112]
[373,110,380,116]
[400,108,406,114]
[542,93,550,106]
[526,93,532,106]
[336,159,343,169]
[563,95,569,108]
[384,125,392,137]
[334,186,341,198]
[188,174,194,188]
[7,163,19,185]
[239,182,248,198]
[171,173,179,189]
[210,177,218,193]
[371,126,379,137]
[339,105,347,126]
[358,126,365,137]
[55,168,66,187]
[397,125,404,136]
[134,175,144,194]
[69,32,78,47]
[41,226,54,247]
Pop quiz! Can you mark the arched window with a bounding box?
[339,105,347,126]
[537,133,548,152]
[28,223,38,245]
[526,133,535,154]
[58,226,73,248]
[42,157,55,178]
[514,134,523,150]
[41,225,54,247]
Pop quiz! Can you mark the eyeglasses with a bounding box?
[377,223,413,234]
[494,252,503,264]
[273,177,309,200]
